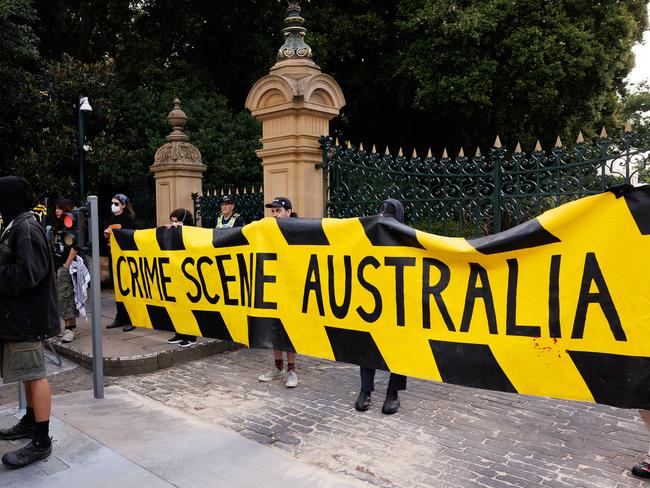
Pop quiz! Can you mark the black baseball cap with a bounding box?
[265,196,292,209]
[220,195,235,204]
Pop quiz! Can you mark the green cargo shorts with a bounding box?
[57,266,78,320]
[0,341,46,384]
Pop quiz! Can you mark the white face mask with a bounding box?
[111,203,122,215]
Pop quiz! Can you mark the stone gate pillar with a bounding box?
[245,1,345,218]
[150,99,207,226]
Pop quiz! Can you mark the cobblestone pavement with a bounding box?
[104,348,650,488]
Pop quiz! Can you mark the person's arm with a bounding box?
[0,227,50,295]
[63,247,79,268]
[234,215,246,227]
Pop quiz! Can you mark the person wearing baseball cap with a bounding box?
[215,195,244,229]
[258,196,299,387]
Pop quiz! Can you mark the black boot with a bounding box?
[382,390,400,415]
[106,319,124,329]
[354,390,371,411]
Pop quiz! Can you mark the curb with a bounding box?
[50,339,241,376]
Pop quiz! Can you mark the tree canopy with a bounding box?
[1,0,648,225]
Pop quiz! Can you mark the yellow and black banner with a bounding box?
[112,186,650,408]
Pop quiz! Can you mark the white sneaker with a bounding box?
[61,329,76,343]
[285,370,298,388]
[258,368,285,382]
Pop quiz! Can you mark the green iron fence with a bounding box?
[192,187,264,228]
[319,129,650,237]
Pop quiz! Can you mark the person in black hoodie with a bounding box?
[354,198,408,415]
[0,176,59,468]
[104,193,136,332]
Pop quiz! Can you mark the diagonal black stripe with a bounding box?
[324,327,389,371]
[155,226,185,250]
[247,316,295,352]
[623,185,650,235]
[359,216,424,249]
[276,218,329,245]
[146,304,176,332]
[429,340,517,393]
[192,310,233,341]
[113,229,139,251]
[213,227,249,248]
[568,350,650,409]
[466,218,560,255]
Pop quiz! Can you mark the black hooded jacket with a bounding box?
[0,176,59,341]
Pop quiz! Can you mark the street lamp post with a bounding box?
[78,96,92,198]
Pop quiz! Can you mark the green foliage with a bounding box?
[5,53,260,226]
[2,0,648,225]
[389,0,647,150]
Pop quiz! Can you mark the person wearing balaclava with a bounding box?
[0,176,59,468]
[104,193,136,332]
[354,198,408,415]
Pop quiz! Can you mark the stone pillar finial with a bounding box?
[151,98,206,226]
[277,0,313,61]
[166,98,188,142]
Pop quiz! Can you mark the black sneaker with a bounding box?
[167,334,183,344]
[179,338,196,348]
[632,461,650,478]
[122,324,135,332]
[0,420,35,440]
[2,438,52,469]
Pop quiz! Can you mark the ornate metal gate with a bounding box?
[319,129,650,237]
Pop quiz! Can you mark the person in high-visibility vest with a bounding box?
[215,195,245,229]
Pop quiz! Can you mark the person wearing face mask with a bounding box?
[0,176,59,468]
[104,193,136,332]
[354,199,408,415]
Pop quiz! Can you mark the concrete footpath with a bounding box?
[50,289,235,376]
[0,387,367,488]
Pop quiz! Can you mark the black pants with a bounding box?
[109,252,130,325]
[360,366,407,393]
